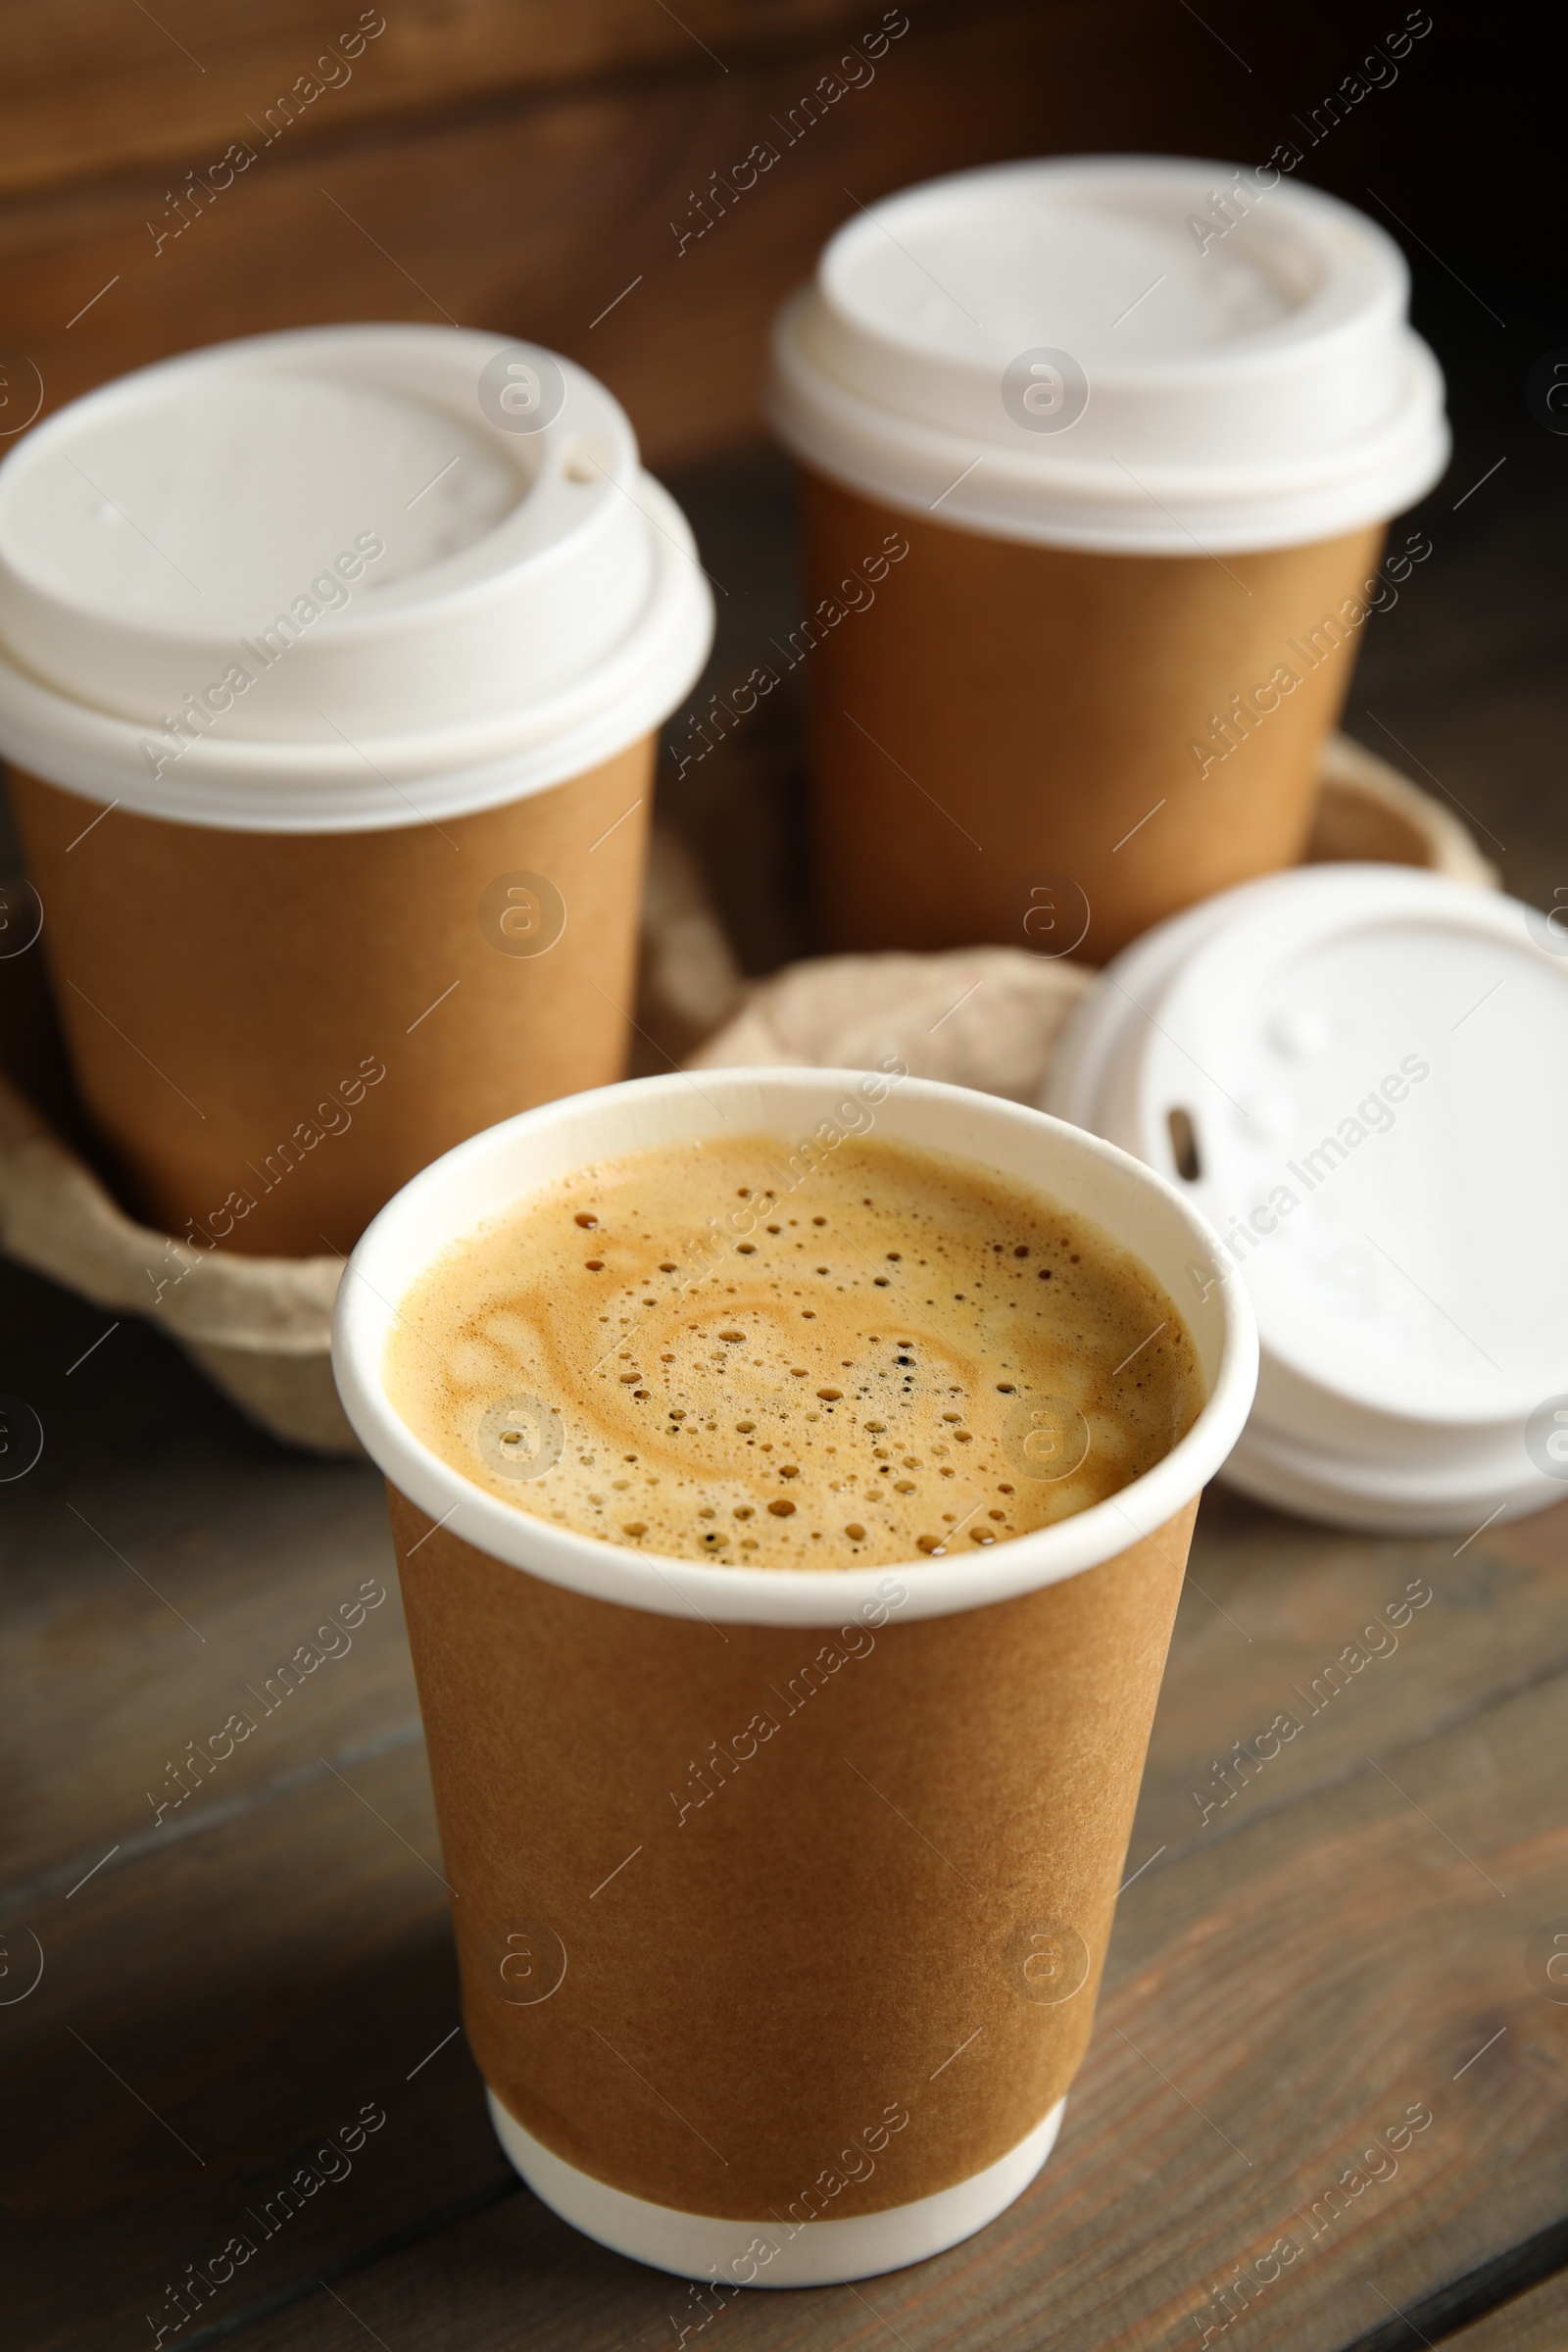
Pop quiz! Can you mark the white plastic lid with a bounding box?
[0,325,713,830]
[769,157,1449,553]
[1044,866,1568,1532]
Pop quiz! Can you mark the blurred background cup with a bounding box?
[0,324,712,1255]
[331,1066,1257,2286]
[769,156,1449,963]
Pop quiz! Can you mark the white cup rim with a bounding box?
[331,1068,1258,1627]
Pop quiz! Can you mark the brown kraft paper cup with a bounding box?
[0,325,712,1262]
[801,471,1385,964]
[331,1066,1258,2282]
[387,1485,1197,2221]
[8,741,652,1258]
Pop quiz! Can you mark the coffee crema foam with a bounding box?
[384,1133,1205,1569]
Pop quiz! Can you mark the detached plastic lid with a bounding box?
[0,325,712,830]
[770,156,1448,553]
[1045,865,1568,1533]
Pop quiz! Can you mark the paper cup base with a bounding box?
[485,2086,1066,2286]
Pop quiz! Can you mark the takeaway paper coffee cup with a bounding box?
[768,157,1449,962]
[0,326,712,1254]
[331,1067,1257,2284]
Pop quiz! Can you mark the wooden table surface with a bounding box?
[5,383,1568,2350]
[4,1286,1567,2352]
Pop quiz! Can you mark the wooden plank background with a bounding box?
[0,1,922,197]
[0,0,1377,468]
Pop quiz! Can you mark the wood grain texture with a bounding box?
[1445,2272,1568,2350]
[0,0,917,201]
[0,1425,399,1899]
[0,1737,504,2352]
[0,1,1206,467]
[1127,1485,1568,1871]
[82,1617,1565,2352]
[5,1430,1565,2349]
